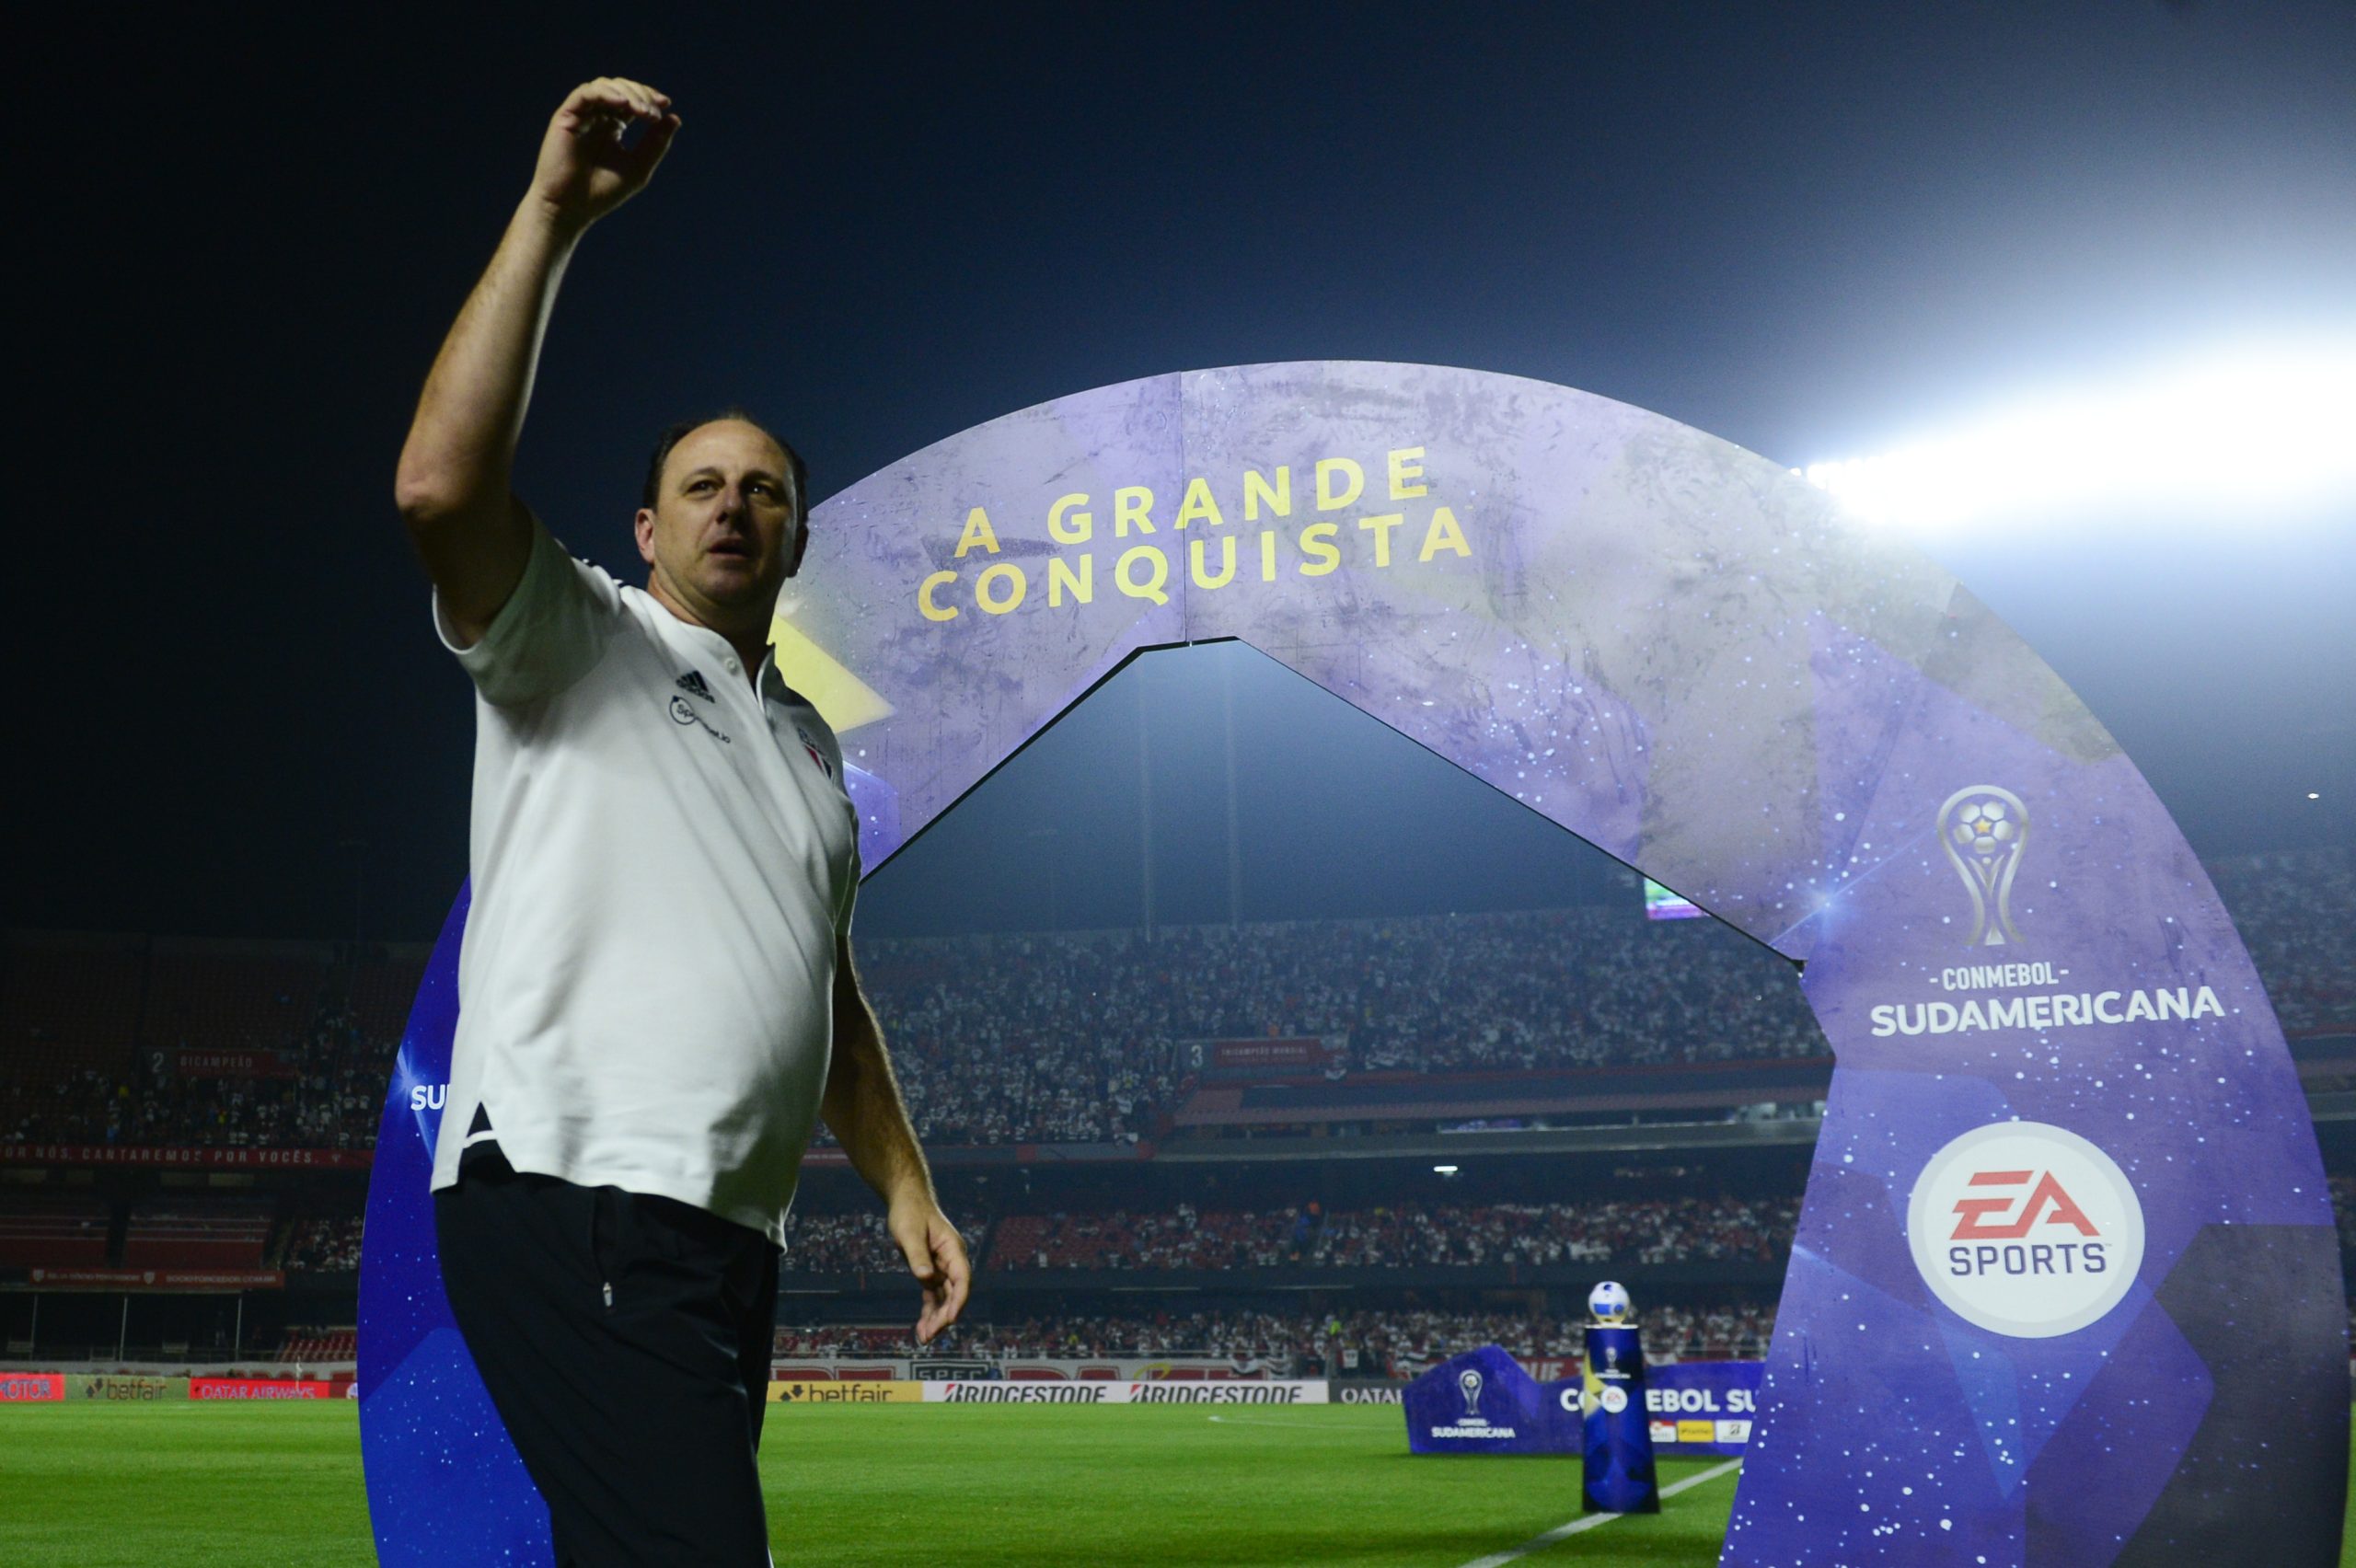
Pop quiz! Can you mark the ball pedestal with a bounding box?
[1581,1323,1658,1515]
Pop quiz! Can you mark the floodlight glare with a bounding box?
[1799,339,2356,535]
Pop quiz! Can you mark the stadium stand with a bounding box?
[140,946,329,1055]
[0,847,2348,1382]
[2210,850,2356,1035]
[274,1327,357,1364]
[2,847,2347,1153]
[0,932,146,1084]
[121,1199,274,1271]
[0,1194,112,1269]
[775,1302,1779,1370]
[280,1214,365,1274]
[780,1210,993,1274]
[348,952,429,1047]
[982,1195,1798,1272]
[852,906,1823,1147]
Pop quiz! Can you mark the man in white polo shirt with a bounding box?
[395,77,969,1565]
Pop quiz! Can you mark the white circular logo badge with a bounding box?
[1907,1121,2144,1339]
[1599,1386,1628,1413]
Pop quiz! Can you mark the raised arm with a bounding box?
[822,932,973,1343]
[395,78,679,645]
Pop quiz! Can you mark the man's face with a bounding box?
[633,419,803,626]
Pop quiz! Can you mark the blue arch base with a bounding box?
[357,887,552,1564]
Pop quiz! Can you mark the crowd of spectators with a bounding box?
[848,906,1822,1149]
[2328,1177,2356,1254]
[0,1000,387,1150]
[273,1192,1792,1277]
[987,1195,1796,1271]
[851,931,1180,1146]
[281,1214,365,1274]
[2209,849,2356,1035]
[773,1301,1779,1370]
[3,847,2347,1151]
[780,1210,1007,1274]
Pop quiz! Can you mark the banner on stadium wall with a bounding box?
[1645,1362,1761,1458]
[921,1379,1330,1404]
[0,1373,64,1401]
[168,1049,298,1078]
[768,1380,924,1403]
[0,1144,369,1170]
[190,1377,334,1400]
[364,363,2346,1565]
[1204,1037,1335,1070]
[24,1267,283,1291]
[909,1358,995,1380]
[779,1358,1311,1382]
[67,1374,187,1401]
[771,1363,903,1382]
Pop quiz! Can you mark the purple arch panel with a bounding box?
[362,363,2343,1564]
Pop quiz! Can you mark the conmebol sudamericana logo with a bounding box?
[1938,784,2029,946]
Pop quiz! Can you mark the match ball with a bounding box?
[1588,1280,1632,1323]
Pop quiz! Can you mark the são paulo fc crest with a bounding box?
[1908,1121,2143,1339]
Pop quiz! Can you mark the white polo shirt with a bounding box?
[427,518,858,1246]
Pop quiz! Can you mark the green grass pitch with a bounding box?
[4,1403,2353,1565]
[1,1401,1738,1567]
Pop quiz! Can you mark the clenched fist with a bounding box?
[528,77,680,234]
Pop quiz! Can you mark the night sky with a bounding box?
[17,1,2353,943]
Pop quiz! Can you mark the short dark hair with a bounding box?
[641,409,810,524]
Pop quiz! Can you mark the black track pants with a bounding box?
[433,1143,781,1567]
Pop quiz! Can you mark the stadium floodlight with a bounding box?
[1433,1163,1460,1175]
[1797,338,2356,536]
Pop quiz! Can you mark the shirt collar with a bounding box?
[644,595,781,690]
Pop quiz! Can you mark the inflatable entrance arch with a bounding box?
[361,362,2345,1564]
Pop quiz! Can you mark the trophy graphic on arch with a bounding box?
[1938,785,2031,946]
[1459,1368,1484,1420]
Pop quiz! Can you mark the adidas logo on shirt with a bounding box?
[675,671,714,702]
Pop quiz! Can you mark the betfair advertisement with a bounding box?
[768,1380,923,1404]
[360,363,2342,1566]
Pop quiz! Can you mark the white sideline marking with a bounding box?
[1453,1458,1743,1568]
[1205,1412,1373,1433]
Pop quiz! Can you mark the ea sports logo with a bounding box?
[1907,1122,2143,1339]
